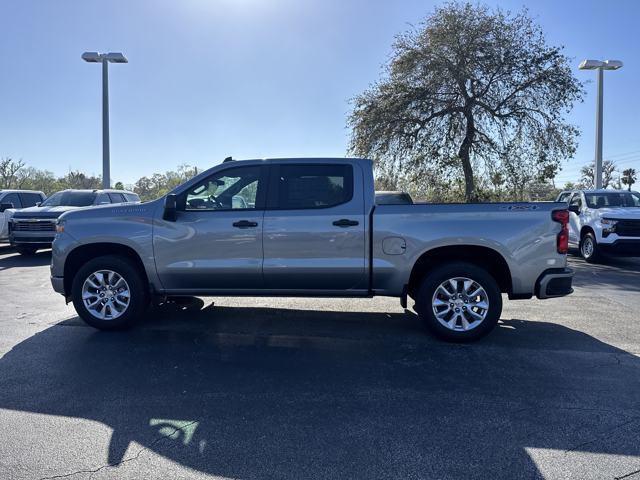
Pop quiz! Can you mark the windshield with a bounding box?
[41,191,97,207]
[585,192,640,209]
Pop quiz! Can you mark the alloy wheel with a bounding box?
[81,270,131,320]
[431,277,490,331]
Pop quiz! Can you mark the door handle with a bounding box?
[232,220,258,228]
[332,219,359,227]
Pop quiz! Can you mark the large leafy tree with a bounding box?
[579,160,617,189]
[348,2,583,202]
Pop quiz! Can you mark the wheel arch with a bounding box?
[407,245,512,298]
[63,243,149,297]
[580,225,596,240]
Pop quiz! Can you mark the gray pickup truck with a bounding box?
[51,158,573,341]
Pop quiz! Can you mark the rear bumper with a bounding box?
[535,268,574,299]
[599,240,640,257]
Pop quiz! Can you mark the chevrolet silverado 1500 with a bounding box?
[50,158,573,341]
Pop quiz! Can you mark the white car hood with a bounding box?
[595,207,640,219]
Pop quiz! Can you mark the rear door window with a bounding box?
[96,193,110,205]
[273,164,353,210]
[108,193,126,203]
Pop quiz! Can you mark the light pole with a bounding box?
[578,59,623,189]
[82,52,128,189]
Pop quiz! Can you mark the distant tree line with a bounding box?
[0,157,200,202]
[3,153,636,205]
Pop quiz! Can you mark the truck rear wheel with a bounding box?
[71,255,148,330]
[414,262,502,342]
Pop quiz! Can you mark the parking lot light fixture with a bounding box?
[579,59,623,189]
[82,51,128,189]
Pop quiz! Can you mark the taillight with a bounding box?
[552,209,569,254]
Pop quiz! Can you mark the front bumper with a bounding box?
[51,276,65,295]
[535,268,574,299]
[598,239,640,257]
[10,232,55,247]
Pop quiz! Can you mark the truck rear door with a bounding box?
[262,162,367,291]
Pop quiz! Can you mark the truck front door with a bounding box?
[153,165,267,291]
[262,162,367,291]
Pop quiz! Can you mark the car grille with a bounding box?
[616,219,640,237]
[12,220,57,232]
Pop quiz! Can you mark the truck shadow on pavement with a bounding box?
[569,254,640,293]
[1,302,640,479]
[0,248,51,270]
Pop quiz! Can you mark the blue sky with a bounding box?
[0,0,638,186]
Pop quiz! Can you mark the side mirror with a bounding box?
[163,194,177,221]
[568,205,580,214]
[35,202,41,207]
[0,203,14,213]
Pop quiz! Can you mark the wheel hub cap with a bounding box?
[431,277,489,332]
[81,270,131,320]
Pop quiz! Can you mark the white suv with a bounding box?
[0,190,46,242]
[556,189,640,262]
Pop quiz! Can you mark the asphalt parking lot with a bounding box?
[1,246,640,480]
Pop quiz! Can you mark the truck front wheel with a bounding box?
[414,262,502,342]
[580,232,601,263]
[71,255,149,330]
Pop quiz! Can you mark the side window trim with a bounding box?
[266,163,354,211]
[179,165,268,212]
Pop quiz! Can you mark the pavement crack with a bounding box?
[616,467,640,479]
[565,417,640,453]
[37,420,199,480]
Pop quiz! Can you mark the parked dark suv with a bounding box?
[10,189,139,255]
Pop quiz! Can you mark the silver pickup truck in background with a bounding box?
[50,158,573,341]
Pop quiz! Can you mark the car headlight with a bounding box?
[601,218,618,237]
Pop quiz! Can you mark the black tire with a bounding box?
[414,262,502,342]
[71,255,149,330]
[580,232,601,263]
[16,246,37,256]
